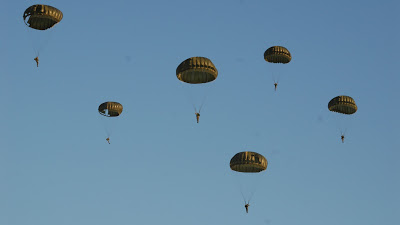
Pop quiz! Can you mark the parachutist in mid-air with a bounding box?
[176,57,217,125]
[245,203,250,213]
[98,102,123,145]
[230,152,267,215]
[274,82,278,91]
[328,96,357,144]
[34,57,39,67]
[24,5,63,67]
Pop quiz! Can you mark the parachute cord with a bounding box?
[234,173,248,203]
[248,173,264,204]
[193,96,207,114]
[24,23,55,58]
[25,25,38,57]
[248,190,255,203]
[271,72,276,83]
[35,30,53,55]
[271,72,281,92]
[239,186,247,203]
[198,95,207,113]
[193,104,197,113]
[339,127,347,136]
[271,71,281,83]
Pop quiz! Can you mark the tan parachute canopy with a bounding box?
[176,57,218,84]
[23,5,63,30]
[264,46,291,64]
[230,151,268,173]
[328,96,357,115]
[98,102,123,117]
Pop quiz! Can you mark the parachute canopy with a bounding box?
[176,57,218,84]
[328,96,357,115]
[230,151,268,173]
[98,102,123,117]
[23,5,63,30]
[264,46,291,64]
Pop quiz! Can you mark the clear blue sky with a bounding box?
[1,0,399,225]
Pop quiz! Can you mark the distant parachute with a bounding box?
[328,96,357,142]
[264,46,291,92]
[264,46,291,64]
[98,102,123,117]
[230,151,268,209]
[328,96,357,115]
[230,151,268,173]
[98,102,123,144]
[176,57,218,84]
[23,5,63,30]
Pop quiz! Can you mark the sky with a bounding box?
[1,0,399,225]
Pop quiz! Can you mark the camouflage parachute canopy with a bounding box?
[328,96,357,115]
[176,57,218,84]
[98,102,123,117]
[23,5,63,30]
[264,46,291,64]
[230,151,268,173]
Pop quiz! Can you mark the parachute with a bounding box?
[176,57,218,84]
[230,151,268,173]
[328,96,357,142]
[23,5,63,30]
[264,46,291,64]
[98,102,123,117]
[230,151,268,207]
[176,57,218,122]
[23,5,63,66]
[328,96,357,115]
[264,46,291,91]
[98,102,123,143]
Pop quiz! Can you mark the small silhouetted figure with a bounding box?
[245,203,250,213]
[106,137,110,144]
[195,112,200,123]
[341,135,345,143]
[274,82,278,91]
[34,57,39,67]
